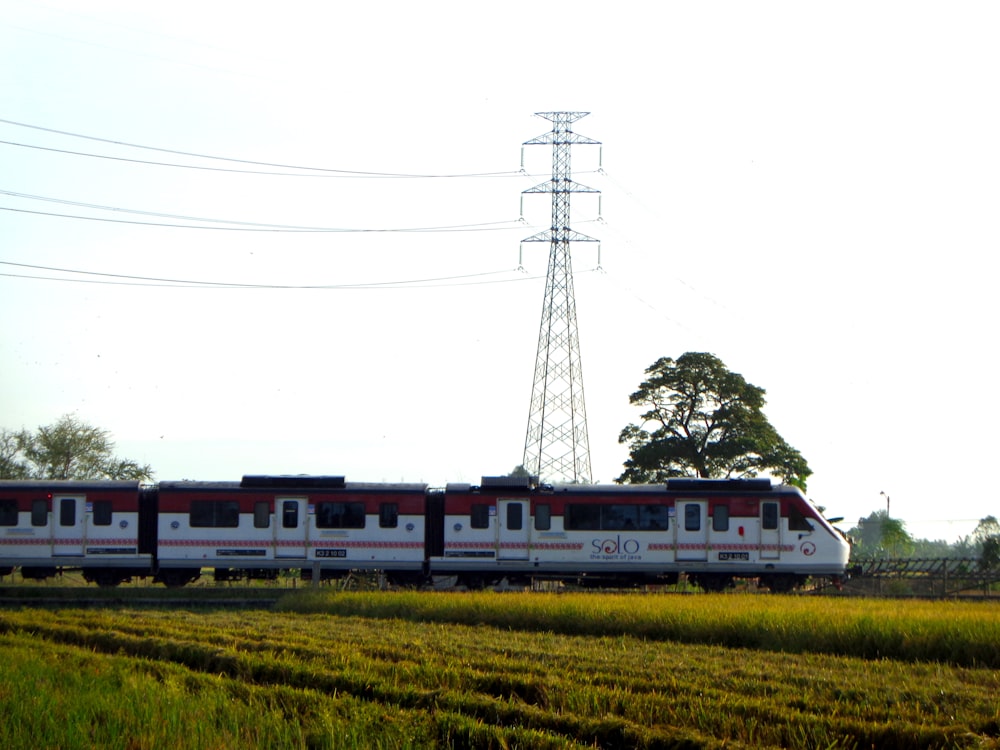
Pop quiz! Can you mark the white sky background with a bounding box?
[2,1,998,542]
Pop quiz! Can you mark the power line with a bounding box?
[0,138,597,181]
[0,193,527,233]
[0,118,521,179]
[0,260,550,289]
[0,139,420,178]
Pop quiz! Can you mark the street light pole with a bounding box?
[880,490,890,517]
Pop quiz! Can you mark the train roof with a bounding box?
[445,478,801,496]
[158,477,428,493]
[0,479,141,490]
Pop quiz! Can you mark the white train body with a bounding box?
[1,476,850,590]
[434,478,850,590]
[0,480,152,585]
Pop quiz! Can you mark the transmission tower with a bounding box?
[521,111,601,484]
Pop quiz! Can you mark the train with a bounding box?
[0,474,851,591]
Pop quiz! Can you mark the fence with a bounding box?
[840,557,1000,597]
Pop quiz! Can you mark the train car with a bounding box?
[432,476,850,591]
[153,475,428,586]
[1,474,851,591]
[657,478,850,590]
[0,479,155,586]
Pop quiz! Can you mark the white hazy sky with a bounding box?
[2,1,998,542]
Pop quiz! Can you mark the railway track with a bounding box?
[0,585,294,609]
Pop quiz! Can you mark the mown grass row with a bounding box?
[0,627,590,750]
[1,603,997,749]
[275,590,1000,668]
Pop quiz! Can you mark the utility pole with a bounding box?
[520,111,600,484]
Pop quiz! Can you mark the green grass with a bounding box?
[0,594,998,748]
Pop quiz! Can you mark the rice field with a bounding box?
[0,592,997,749]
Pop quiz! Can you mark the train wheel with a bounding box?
[84,570,128,588]
[157,569,201,588]
[689,573,734,592]
[385,571,428,588]
[431,575,459,590]
[760,574,802,593]
[458,574,488,590]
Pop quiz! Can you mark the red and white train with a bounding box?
[0,475,851,591]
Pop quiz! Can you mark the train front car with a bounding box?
[665,478,851,591]
[433,476,681,588]
[431,476,850,591]
[154,475,427,586]
[0,479,153,586]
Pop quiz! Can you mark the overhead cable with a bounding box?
[0,117,518,179]
[0,192,527,233]
[0,260,548,289]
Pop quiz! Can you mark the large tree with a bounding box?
[617,352,811,489]
[0,414,153,481]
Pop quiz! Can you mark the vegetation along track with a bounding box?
[0,592,998,748]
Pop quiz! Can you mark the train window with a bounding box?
[315,502,365,529]
[470,504,491,529]
[282,501,299,529]
[59,498,76,526]
[712,505,729,532]
[789,505,813,531]
[190,500,240,528]
[684,504,701,532]
[506,502,523,531]
[566,503,670,531]
[254,501,270,529]
[602,504,639,530]
[379,503,399,528]
[0,500,16,526]
[565,504,601,530]
[92,500,113,526]
[762,502,779,530]
[534,503,551,531]
[639,505,669,531]
[32,500,47,526]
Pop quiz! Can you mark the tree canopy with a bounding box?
[847,510,915,558]
[0,414,153,481]
[617,352,811,489]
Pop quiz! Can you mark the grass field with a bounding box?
[0,592,997,749]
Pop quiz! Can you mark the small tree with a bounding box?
[617,352,811,489]
[2,414,153,481]
[848,510,915,558]
[972,516,1000,547]
[973,516,1000,569]
[0,429,30,479]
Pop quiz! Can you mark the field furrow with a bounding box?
[0,593,997,749]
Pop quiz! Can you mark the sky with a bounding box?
[2,1,998,543]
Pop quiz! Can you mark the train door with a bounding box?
[52,494,85,557]
[760,501,781,559]
[275,497,308,558]
[496,498,529,560]
[676,500,708,561]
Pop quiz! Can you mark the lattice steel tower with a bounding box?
[521,112,600,484]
